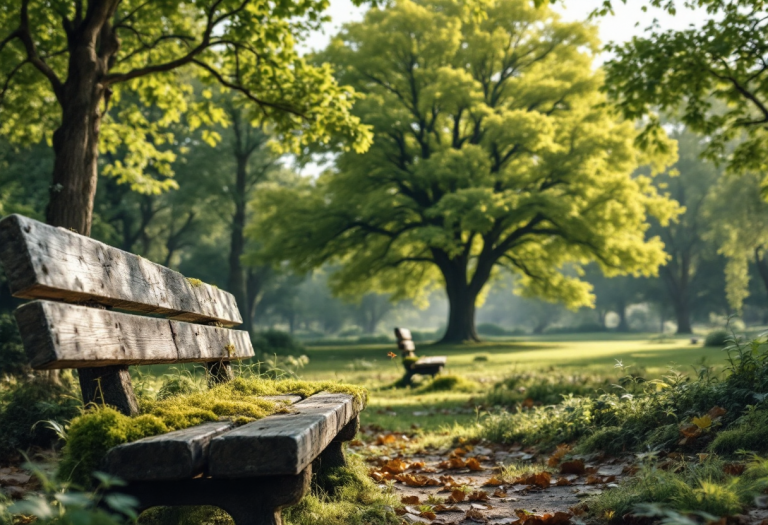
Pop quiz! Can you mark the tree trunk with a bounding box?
[46,47,106,236]
[439,276,480,344]
[754,248,768,304]
[228,154,250,334]
[673,300,693,334]
[616,300,629,332]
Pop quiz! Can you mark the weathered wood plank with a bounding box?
[0,214,242,325]
[208,393,359,478]
[398,340,416,352]
[104,421,235,481]
[414,356,447,367]
[103,396,303,481]
[394,327,412,341]
[15,301,254,369]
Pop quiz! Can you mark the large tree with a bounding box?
[251,0,680,343]
[0,0,370,236]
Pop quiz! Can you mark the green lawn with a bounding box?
[134,333,730,434]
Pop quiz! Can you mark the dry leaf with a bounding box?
[438,457,466,470]
[395,474,441,487]
[420,511,437,520]
[376,434,397,445]
[547,444,571,467]
[483,476,504,486]
[679,424,702,438]
[515,472,551,489]
[466,458,484,471]
[585,475,602,485]
[559,460,585,476]
[408,461,426,470]
[382,459,409,474]
[492,488,506,498]
[433,504,461,513]
[468,491,490,502]
[555,477,572,486]
[708,406,727,419]
[401,495,420,505]
[724,463,746,476]
[447,489,466,503]
[465,509,487,523]
[395,507,407,516]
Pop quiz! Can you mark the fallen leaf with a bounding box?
[382,459,409,474]
[708,406,727,419]
[451,447,468,457]
[585,475,602,485]
[466,458,484,471]
[349,439,364,447]
[395,474,441,487]
[555,477,572,486]
[465,509,487,523]
[401,495,421,505]
[692,414,712,429]
[468,491,490,502]
[483,476,504,486]
[419,511,437,520]
[395,507,407,516]
[724,463,746,476]
[559,460,585,476]
[438,457,466,470]
[547,444,571,467]
[433,504,461,513]
[447,489,466,503]
[679,424,702,438]
[376,434,397,445]
[514,472,551,489]
[492,488,507,498]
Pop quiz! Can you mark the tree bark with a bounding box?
[228,153,250,333]
[673,299,693,334]
[616,299,629,332]
[754,248,768,303]
[439,271,480,344]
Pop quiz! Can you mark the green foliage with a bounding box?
[0,0,371,190]
[0,465,138,524]
[710,408,768,455]
[60,377,367,487]
[416,374,477,393]
[0,311,28,378]
[602,0,768,184]
[252,330,306,356]
[251,0,680,333]
[0,378,81,460]
[284,455,399,525]
[486,370,620,406]
[590,456,768,519]
[705,330,730,348]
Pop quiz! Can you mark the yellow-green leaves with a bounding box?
[251,0,680,321]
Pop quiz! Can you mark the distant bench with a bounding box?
[394,327,446,385]
[0,214,360,525]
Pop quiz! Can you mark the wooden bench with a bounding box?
[0,214,361,525]
[394,327,446,385]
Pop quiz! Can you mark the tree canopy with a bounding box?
[596,0,768,185]
[0,0,371,234]
[251,0,681,343]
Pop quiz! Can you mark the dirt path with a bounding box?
[353,426,630,525]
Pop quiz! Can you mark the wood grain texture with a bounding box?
[104,421,236,480]
[208,393,359,478]
[394,327,412,341]
[0,214,242,325]
[103,396,303,480]
[15,301,254,369]
[398,340,416,352]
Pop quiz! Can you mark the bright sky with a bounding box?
[302,0,708,56]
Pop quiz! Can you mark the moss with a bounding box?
[186,277,204,287]
[416,374,477,393]
[402,356,419,369]
[60,377,367,487]
[710,409,768,455]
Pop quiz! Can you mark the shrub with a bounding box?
[355,335,391,344]
[252,330,305,356]
[705,330,730,348]
[0,312,28,378]
[477,323,508,336]
[0,378,81,461]
[710,408,768,455]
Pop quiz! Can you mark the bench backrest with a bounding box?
[0,214,254,414]
[394,327,415,356]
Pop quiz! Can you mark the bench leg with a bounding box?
[320,416,359,470]
[114,467,311,525]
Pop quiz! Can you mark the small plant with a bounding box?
[705,330,730,348]
[417,375,477,393]
[185,277,204,288]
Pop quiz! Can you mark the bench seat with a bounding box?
[104,392,359,481]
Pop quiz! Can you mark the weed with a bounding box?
[416,375,477,394]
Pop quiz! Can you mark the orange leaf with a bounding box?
[680,424,702,438]
[382,459,409,474]
[466,457,484,471]
[555,477,572,486]
[492,488,507,498]
[465,508,487,522]
[585,475,602,485]
[401,495,420,505]
[483,476,504,486]
[420,511,437,520]
[395,507,407,516]
[433,504,461,513]
[408,461,426,470]
[447,489,466,503]
[724,463,746,476]
[438,457,466,469]
[547,444,571,467]
[375,434,397,445]
[708,406,727,419]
